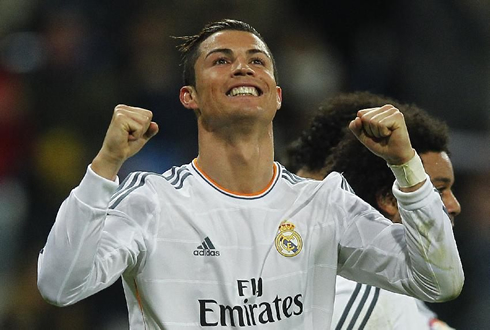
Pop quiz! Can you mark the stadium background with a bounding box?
[0,0,489,328]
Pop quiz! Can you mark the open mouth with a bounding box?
[227,86,262,97]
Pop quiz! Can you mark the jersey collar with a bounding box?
[191,158,280,200]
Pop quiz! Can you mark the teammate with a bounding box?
[37,19,463,329]
[289,91,460,329]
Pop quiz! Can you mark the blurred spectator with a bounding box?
[0,69,31,321]
[274,17,346,157]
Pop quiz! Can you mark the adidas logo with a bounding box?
[194,237,220,257]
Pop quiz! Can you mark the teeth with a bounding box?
[229,86,259,96]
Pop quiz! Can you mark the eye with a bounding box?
[214,57,229,65]
[251,57,265,65]
[435,185,451,197]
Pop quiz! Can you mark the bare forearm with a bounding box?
[91,152,124,181]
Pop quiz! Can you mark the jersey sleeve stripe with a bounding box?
[162,166,177,181]
[169,168,189,185]
[340,175,355,194]
[109,173,152,209]
[358,287,380,329]
[109,166,192,210]
[347,285,372,329]
[114,171,141,195]
[174,172,192,190]
[110,172,144,204]
[281,175,298,185]
[335,282,362,330]
[162,165,192,190]
[282,167,304,183]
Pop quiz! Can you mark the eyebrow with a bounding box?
[205,48,271,60]
[431,177,452,185]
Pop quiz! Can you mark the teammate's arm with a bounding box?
[349,104,424,192]
[339,104,463,302]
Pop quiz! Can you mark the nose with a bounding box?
[232,58,255,76]
[444,191,461,220]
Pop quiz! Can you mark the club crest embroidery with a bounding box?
[275,220,303,257]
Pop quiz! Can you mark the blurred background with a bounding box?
[0,0,488,329]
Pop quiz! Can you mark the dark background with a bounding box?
[1,1,489,328]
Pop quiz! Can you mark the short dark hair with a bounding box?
[173,19,279,87]
[288,91,450,209]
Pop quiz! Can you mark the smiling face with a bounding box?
[179,30,282,131]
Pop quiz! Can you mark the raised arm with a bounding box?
[349,104,425,191]
[37,105,158,306]
[341,104,464,301]
[92,104,159,180]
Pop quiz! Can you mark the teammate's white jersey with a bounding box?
[332,276,431,329]
[332,276,456,330]
[38,160,463,329]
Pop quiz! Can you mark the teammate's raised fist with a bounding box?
[349,104,414,165]
[92,105,159,180]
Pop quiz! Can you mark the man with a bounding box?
[289,91,460,329]
[37,20,463,329]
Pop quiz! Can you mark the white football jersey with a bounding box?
[38,160,463,329]
[332,276,431,329]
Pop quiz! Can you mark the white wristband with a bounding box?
[387,151,426,188]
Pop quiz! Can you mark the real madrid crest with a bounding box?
[275,220,303,257]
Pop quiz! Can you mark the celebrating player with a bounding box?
[38,20,463,329]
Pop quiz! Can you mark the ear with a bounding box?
[275,86,282,110]
[179,86,199,110]
[375,191,399,220]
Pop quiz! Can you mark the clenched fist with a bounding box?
[349,104,415,165]
[92,105,159,180]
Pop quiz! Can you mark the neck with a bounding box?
[196,124,275,194]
